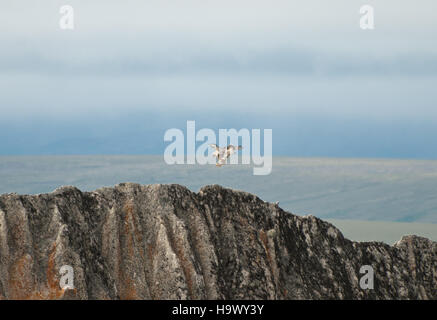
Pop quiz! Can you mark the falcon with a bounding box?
[209,144,242,167]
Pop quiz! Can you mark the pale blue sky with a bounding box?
[0,0,436,156]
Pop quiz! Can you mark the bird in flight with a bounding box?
[209,144,243,167]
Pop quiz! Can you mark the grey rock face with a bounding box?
[0,183,435,300]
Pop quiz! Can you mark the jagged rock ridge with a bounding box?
[0,183,435,299]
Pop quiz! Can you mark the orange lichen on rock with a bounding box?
[45,242,67,299]
[9,243,75,300]
[118,271,138,300]
[117,201,141,300]
[8,254,35,299]
[6,242,75,299]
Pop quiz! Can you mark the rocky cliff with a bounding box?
[0,183,435,300]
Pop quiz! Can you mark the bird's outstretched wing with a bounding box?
[226,145,242,156]
[210,144,223,158]
[226,145,243,150]
[212,145,242,167]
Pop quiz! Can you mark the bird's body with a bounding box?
[210,144,223,159]
[209,144,242,167]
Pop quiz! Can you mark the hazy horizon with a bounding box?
[1,0,437,158]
